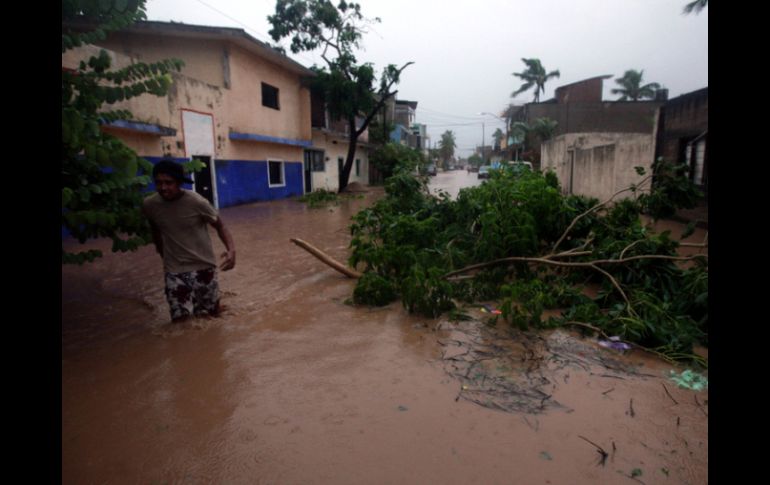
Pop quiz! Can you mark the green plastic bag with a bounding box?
[669,369,708,391]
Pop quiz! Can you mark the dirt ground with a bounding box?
[62,187,708,484]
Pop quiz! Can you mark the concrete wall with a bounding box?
[226,44,311,147]
[541,133,654,202]
[658,88,708,164]
[524,102,661,136]
[555,77,604,104]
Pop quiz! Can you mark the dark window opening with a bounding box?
[268,161,284,186]
[262,83,280,110]
[309,150,325,172]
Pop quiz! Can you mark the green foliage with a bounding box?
[401,266,455,317]
[638,158,703,220]
[370,142,424,180]
[268,0,411,192]
[348,159,708,360]
[468,154,483,167]
[439,130,457,165]
[353,272,397,306]
[511,58,560,102]
[298,189,340,208]
[62,0,184,264]
[611,69,662,101]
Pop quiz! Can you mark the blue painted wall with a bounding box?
[63,157,303,239]
[215,159,303,208]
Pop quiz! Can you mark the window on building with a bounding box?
[268,160,285,187]
[262,83,280,110]
[355,159,360,176]
[313,151,325,172]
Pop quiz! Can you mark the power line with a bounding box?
[190,0,320,66]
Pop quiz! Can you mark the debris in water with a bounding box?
[669,369,708,391]
[578,435,608,466]
[597,337,632,352]
[539,451,553,461]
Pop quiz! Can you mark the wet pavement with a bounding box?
[62,171,707,484]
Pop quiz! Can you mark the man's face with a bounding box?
[155,173,183,201]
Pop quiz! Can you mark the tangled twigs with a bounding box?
[578,435,609,466]
[551,174,653,254]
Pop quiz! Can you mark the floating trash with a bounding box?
[669,369,708,391]
[597,336,632,352]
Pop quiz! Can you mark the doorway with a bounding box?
[192,155,214,206]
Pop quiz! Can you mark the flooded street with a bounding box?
[62,172,707,484]
[427,168,483,199]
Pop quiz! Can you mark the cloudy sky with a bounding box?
[146,0,708,157]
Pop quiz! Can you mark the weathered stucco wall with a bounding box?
[64,32,313,208]
[95,32,226,88]
[522,102,661,137]
[226,44,311,143]
[541,133,653,202]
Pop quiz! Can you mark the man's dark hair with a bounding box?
[152,159,194,184]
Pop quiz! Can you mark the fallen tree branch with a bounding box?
[551,174,653,254]
[290,238,363,279]
[444,254,706,279]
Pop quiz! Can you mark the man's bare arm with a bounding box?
[211,217,236,271]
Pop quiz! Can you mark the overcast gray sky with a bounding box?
[146,0,708,157]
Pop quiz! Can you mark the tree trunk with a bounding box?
[338,117,359,193]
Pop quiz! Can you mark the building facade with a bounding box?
[63,21,329,208]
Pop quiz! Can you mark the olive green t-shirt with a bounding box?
[142,190,219,273]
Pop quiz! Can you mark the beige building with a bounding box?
[63,21,370,206]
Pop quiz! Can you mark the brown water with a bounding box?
[62,176,707,484]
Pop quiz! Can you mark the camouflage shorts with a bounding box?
[164,268,220,320]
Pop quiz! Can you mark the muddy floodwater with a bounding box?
[62,172,707,484]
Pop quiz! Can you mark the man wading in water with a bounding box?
[142,160,236,322]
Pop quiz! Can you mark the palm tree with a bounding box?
[511,58,560,103]
[683,0,707,15]
[438,130,457,168]
[530,118,558,142]
[611,70,662,101]
[492,128,504,151]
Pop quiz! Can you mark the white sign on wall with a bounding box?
[182,110,215,156]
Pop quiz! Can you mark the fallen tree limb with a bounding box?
[290,238,363,279]
[443,254,707,279]
[551,174,653,254]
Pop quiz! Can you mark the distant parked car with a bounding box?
[468,165,479,173]
[424,163,437,176]
[508,160,533,170]
[478,165,492,179]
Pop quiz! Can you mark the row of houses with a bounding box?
[497,76,707,207]
[63,20,387,210]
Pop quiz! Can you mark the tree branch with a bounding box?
[551,174,652,254]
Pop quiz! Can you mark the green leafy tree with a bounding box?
[370,142,424,180]
[438,130,457,168]
[62,0,184,264]
[511,58,560,103]
[611,69,662,101]
[529,117,558,143]
[468,154,483,167]
[683,0,707,14]
[492,128,504,151]
[268,0,412,192]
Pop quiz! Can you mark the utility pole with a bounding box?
[482,121,485,165]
